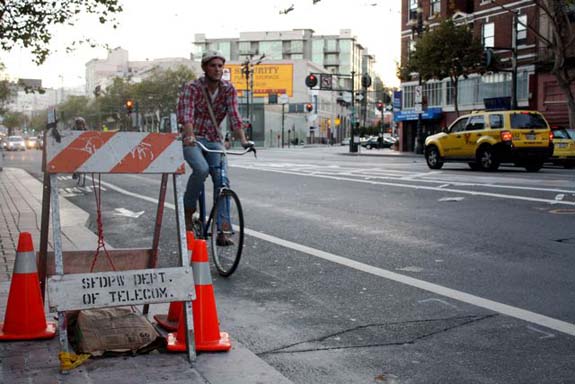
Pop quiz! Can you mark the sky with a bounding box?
[0,0,401,90]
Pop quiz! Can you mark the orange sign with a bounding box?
[226,64,293,97]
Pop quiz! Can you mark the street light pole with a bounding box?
[511,12,518,110]
[349,71,356,153]
[281,102,285,148]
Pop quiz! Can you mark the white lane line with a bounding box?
[234,164,575,194]
[233,166,575,206]
[244,228,575,337]
[97,179,575,337]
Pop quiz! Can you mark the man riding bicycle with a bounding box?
[176,50,251,245]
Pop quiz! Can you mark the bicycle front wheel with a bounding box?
[209,189,244,277]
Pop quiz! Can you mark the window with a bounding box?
[259,41,282,60]
[483,22,494,48]
[510,113,548,129]
[466,115,485,131]
[409,0,418,20]
[516,15,527,42]
[291,40,303,53]
[239,42,251,54]
[490,114,504,129]
[430,0,440,16]
[450,117,468,133]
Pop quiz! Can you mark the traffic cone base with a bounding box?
[154,300,183,331]
[154,232,194,331]
[0,322,57,341]
[165,239,231,353]
[0,232,56,341]
[167,329,230,352]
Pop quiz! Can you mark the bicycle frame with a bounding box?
[193,141,255,238]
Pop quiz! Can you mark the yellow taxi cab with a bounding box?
[550,127,575,169]
[424,110,554,172]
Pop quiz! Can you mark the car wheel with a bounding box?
[366,144,372,150]
[477,146,499,171]
[468,162,480,171]
[425,146,444,169]
[525,160,543,172]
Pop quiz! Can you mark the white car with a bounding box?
[5,136,26,151]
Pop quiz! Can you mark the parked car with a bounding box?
[5,136,26,151]
[361,136,394,150]
[550,127,575,169]
[424,110,554,172]
[25,137,38,150]
[36,135,44,149]
[341,137,350,146]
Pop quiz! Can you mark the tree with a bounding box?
[2,111,28,136]
[133,65,196,118]
[0,64,15,114]
[409,19,484,116]
[491,0,575,129]
[0,0,123,65]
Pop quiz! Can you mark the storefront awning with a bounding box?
[394,107,443,122]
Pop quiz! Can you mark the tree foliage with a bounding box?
[0,0,123,64]
[2,111,28,136]
[492,0,575,128]
[410,19,483,116]
[52,65,196,131]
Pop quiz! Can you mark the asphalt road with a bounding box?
[6,146,575,384]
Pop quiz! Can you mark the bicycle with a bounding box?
[190,140,256,277]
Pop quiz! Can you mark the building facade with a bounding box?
[192,29,379,146]
[398,0,574,152]
[85,47,200,96]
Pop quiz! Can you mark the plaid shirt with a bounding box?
[176,77,243,142]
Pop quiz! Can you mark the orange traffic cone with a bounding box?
[167,239,231,352]
[154,231,195,331]
[0,232,56,340]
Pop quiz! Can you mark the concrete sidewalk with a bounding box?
[0,167,293,384]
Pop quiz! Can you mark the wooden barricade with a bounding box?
[38,128,196,368]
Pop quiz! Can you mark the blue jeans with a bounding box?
[183,138,229,211]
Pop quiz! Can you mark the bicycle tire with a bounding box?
[208,189,244,277]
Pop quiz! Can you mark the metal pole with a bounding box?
[416,76,423,154]
[511,12,518,110]
[281,103,285,148]
[349,71,356,153]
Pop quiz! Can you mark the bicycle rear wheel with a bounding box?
[208,189,244,277]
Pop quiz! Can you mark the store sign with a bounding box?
[393,107,443,122]
[227,64,293,97]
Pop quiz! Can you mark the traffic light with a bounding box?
[361,73,372,88]
[376,101,384,111]
[305,74,318,88]
[125,99,135,113]
[305,103,313,112]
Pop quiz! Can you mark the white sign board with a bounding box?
[48,267,195,312]
[279,94,289,104]
[222,68,231,81]
[414,103,423,113]
[415,85,423,104]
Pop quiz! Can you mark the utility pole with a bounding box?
[241,54,265,140]
[350,71,357,153]
[414,2,424,154]
[511,12,518,110]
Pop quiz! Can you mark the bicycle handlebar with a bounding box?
[192,140,257,158]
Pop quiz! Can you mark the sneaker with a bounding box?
[184,208,197,231]
[216,232,234,247]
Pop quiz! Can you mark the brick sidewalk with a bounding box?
[0,167,293,384]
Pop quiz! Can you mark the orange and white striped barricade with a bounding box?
[42,128,197,367]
